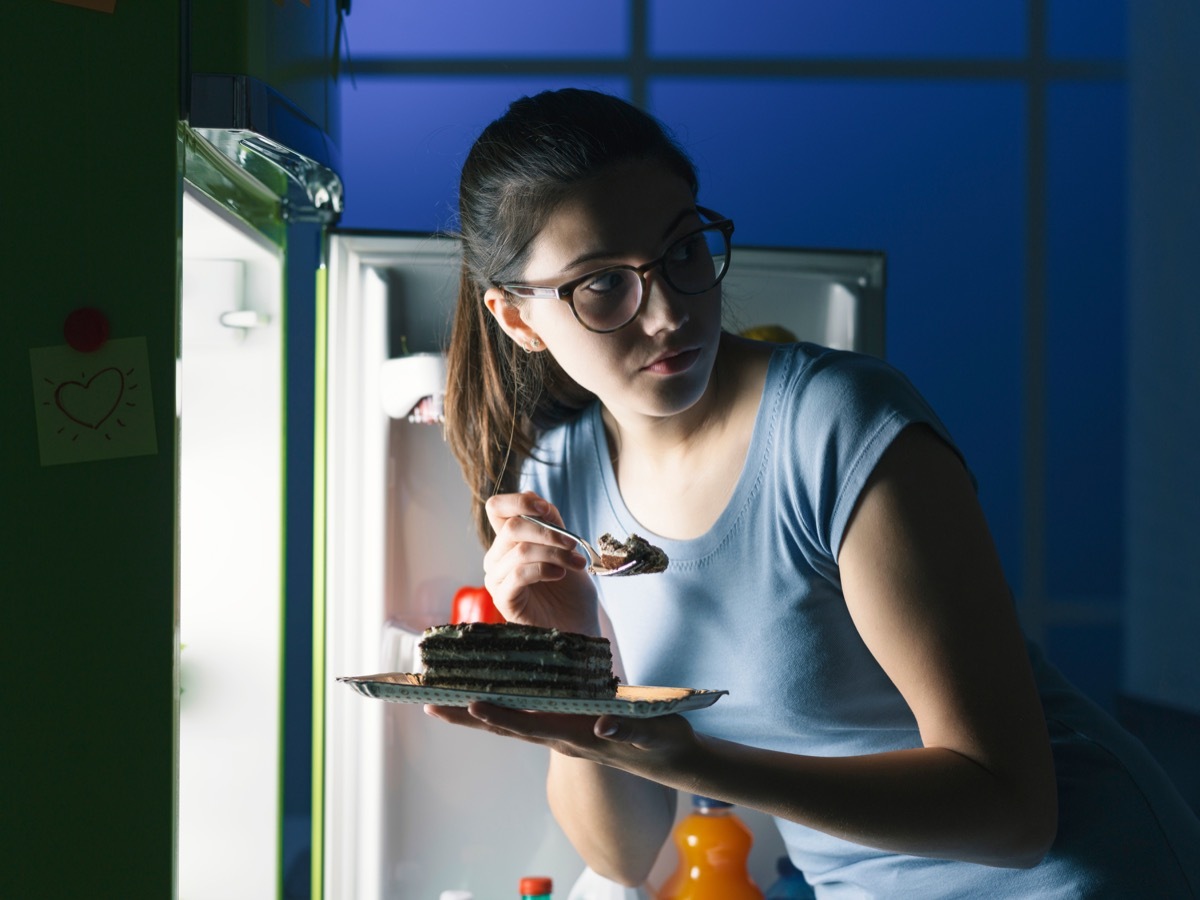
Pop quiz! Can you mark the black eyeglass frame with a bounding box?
[498,206,735,334]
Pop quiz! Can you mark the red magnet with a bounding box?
[63,307,110,352]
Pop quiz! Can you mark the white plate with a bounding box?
[338,672,727,717]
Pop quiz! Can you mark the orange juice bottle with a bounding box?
[657,795,764,899]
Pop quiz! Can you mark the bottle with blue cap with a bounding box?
[763,855,816,899]
[657,795,763,899]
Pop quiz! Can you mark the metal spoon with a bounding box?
[517,515,643,576]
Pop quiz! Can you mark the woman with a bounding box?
[430,88,1200,897]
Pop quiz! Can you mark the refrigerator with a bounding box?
[174,7,886,900]
[178,147,885,900]
[180,121,888,900]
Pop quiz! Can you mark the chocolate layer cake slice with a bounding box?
[419,622,619,698]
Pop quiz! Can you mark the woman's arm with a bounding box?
[812,422,1057,864]
[546,750,676,885]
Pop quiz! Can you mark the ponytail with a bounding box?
[443,266,591,547]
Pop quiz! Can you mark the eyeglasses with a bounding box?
[499,207,734,334]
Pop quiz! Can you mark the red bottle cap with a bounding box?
[450,585,505,624]
[519,876,552,895]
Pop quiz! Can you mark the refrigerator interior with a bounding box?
[321,233,885,899]
[178,185,286,900]
[719,245,886,356]
[321,232,584,900]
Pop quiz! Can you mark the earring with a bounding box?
[524,338,541,354]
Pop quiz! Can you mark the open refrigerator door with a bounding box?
[180,7,345,893]
[177,124,295,900]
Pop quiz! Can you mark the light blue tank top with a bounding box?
[522,343,1200,898]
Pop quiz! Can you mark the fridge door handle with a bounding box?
[219,310,271,329]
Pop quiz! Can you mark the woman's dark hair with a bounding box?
[444,88,699,546]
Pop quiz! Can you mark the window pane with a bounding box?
[346,1,628,58]
[337,78,629,231]
[650,78,1027,583]
[1049,0,1126,60]
[1045,81,1127,600]
[649,0,1025,58]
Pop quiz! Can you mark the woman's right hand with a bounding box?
[483,492,599,634]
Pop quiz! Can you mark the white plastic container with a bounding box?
[567,866,651,900]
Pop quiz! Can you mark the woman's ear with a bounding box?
[484,287,544,352]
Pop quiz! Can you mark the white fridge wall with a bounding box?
[721,246,886,356]
[325,233,885,898]
[178,188,284,900]
[324,234,587,900]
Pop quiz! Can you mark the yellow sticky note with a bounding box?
[30,337,158,466]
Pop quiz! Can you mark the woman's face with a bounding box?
[488,160,724,424]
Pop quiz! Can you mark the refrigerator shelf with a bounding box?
[338,673,727,718]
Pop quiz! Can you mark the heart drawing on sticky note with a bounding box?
[54,367,125,430]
